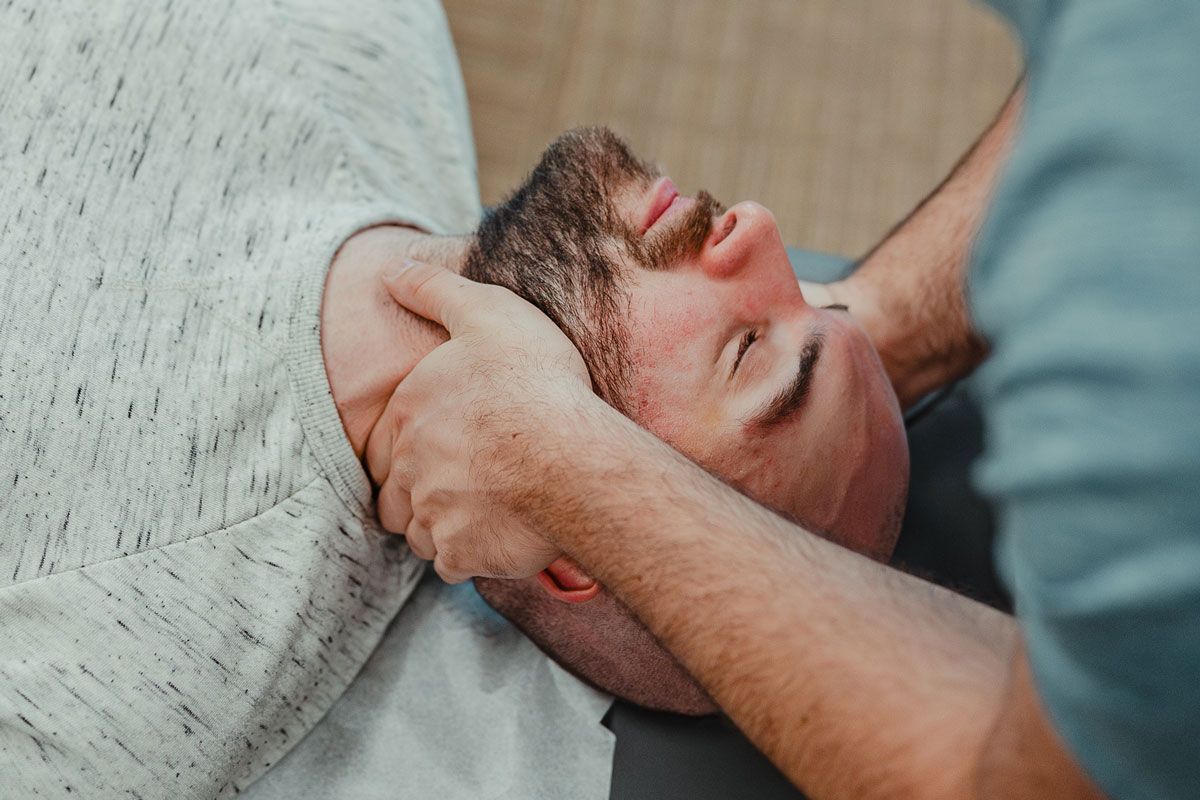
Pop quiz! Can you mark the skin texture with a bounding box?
[323,130,908,713]
[369,87,1105,798]
[457,128,909,553]
[473,563,716,715]
[615,195,907,556]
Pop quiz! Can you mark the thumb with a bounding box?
[382,259,478,335]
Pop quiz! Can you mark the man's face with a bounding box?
[610,179,908,555]
[469,128,908,714]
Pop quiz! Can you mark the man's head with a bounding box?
[465,127,909,714]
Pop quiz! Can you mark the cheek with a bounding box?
[629,293,710,370]
[625,369,694,447]
[625,298,718,441]
[626,373,729,468]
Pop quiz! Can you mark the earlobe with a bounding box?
[537,557,601,603]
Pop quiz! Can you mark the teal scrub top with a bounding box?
[970,2,1200,798]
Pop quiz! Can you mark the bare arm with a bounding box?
[809,84,1023,409]
[378,261,1103,799]
[511,396,1100,800]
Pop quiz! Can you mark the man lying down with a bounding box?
[247,127,909,797]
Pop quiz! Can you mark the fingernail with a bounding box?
[385,258,422,281]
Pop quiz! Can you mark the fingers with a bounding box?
[376,476,413,535]
[379,479,436,562]
[379,482,436,563]
[433,556,469,585]
[434,532,559,584]
[381,259,477,335]
[405,519,436,562]
[432,543,505,584]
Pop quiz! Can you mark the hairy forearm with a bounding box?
[842,84,1023,409]
[518,398,1021,799]
[378,258,1103,797]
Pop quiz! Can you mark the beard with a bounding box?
[462,126,723,416]
[460,127,727,715]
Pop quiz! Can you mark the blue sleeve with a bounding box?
[971,3,1200,798]
[785,247,854,283]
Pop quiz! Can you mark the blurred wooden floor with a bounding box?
[442,0,1020,257]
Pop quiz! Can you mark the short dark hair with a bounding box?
[462,127,655,415]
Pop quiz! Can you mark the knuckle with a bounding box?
[484,550,517,579]
[409,505,434,531]
[408,485,440,519]
[433,559,462,584]
[438,547,466,574]
[377,500,411,534]
[407,539,433,561]
[408,483,428,509]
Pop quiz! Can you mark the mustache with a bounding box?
[637,189,726,270]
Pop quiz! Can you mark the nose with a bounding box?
[697,201,784,281]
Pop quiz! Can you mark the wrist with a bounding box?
[843,251,987,409]
[801,273,924,403]
[502,391,677,549]
[492,383,617,508]
[829,270,908,386]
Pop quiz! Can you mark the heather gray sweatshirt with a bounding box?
[0,0,483,794]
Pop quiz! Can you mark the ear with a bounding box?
[536,557,601,603]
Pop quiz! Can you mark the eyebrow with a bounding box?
[746,328,825,428]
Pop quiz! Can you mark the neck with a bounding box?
[321,224,471,469]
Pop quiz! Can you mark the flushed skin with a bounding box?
[452,129,908,713]
[373,87,1108,799]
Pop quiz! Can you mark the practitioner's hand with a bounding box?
[368,259,594,583]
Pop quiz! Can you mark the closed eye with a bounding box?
[732,329,758,376]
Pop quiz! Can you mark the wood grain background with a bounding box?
[442,0,1020,257]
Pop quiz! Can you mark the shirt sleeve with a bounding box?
[970,2,1200,799]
